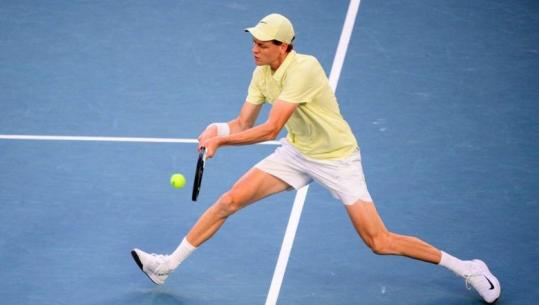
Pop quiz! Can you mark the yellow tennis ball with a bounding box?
[170,173,186,189]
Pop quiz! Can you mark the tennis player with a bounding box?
[132,13,500,303]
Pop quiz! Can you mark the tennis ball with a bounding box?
[170,173,186,189]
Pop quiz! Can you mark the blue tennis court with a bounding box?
[1,1,538,304]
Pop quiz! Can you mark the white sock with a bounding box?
[438,251,470,278]
[168,237,197,270]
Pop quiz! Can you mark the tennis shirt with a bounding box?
[246,50,358,160]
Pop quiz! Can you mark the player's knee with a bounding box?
[368,233,392,255]
[215,190,243,217]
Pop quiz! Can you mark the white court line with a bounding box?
[264,1,362,305]
[329,0,362,92]
[0,134,280,145]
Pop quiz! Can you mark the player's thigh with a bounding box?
[345,201,388,245]
[227,167,291,208]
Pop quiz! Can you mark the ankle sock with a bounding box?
[439,251,470,278]
[168,237,197,270]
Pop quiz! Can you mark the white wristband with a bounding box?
[209,122,230,136]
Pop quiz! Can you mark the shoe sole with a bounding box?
[131,250,144,270]
[131,250,163,285]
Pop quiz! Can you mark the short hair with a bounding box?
[272,38,294,52]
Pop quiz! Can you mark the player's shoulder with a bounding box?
[289,53,324,77]
[293,53,320,67]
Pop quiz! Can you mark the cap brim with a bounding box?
[245,27,274,41]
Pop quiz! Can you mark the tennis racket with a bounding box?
[192,147,206,201]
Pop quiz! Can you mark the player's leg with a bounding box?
[304,150,441,261]
[345,200,500,303]
[131,167,291,285]
[305,148,500,303]
[344,200,441,263]
[186,167,291,246]
[132,139,309,285]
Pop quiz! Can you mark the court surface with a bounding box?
[1,1,538,304]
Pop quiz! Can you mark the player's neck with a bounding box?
[270,52,289,71]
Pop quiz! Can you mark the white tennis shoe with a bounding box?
[131,248,172,285]
[464,259,501,303]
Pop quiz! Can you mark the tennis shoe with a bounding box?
[131,248,172,285]
[464,259,501,304]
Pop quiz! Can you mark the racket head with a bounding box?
[192,147,206,201]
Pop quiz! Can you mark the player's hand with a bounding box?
[200,137,221,159]
[197,125,218,150]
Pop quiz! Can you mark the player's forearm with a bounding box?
[219,122,278,146]
[227,117,255,134]
[227,119,245,134]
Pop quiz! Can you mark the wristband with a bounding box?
[209,122,230,136]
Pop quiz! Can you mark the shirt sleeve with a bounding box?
[245,68,266,105]
[277,59,324,104]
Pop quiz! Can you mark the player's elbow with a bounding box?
[265,124,281,140]
[267,129,280,140]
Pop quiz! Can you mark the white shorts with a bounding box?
[255,138,372,205]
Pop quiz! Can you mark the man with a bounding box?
[132,13,500,303]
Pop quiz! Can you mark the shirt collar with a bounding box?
[271,50,296,82]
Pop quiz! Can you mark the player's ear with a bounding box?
[280,43,289,53]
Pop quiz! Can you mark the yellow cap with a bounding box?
[245,13,295,44]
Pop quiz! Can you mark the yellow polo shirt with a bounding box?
[246,51,358,160]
